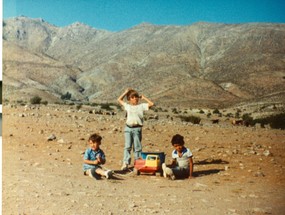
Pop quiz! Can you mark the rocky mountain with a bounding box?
[3,16,285,108]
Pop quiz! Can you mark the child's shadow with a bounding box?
[193,169,224,177]
[110,174,125,180]
[195,158,229,165]
[111,169,134,180]
[193,158,229,177]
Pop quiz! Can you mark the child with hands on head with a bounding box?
[117,88,154,170]
[83,133,113,179]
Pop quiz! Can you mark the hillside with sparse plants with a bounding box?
[2,17,285,110]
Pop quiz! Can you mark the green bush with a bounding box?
[101,103,113,111]
[91,102,99,107]
[235,112,240,118]
[76,104,82,110]
[235,109,242,118]
[30,96,42,104]
[61,92,72,100]
[213,109,220,114]
[179,115,201,124]
[242,113,254,126]
[172,108,179,114]
[226,113,234,118]
[253,113,285,130]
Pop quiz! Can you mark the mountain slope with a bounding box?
[3,17,285,107]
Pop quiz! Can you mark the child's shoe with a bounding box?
[162,163,167,178]
[162,163,175,179]
[169,171,176,180]
[121,163,128,171]
[105,170,113,179]
[85,169,91,177]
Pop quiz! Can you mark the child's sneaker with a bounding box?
[162,163,175,179]
[85,169,91,177]
[162,163,167,178]
[105,170,113,179]
[121,163,128,171]
[169,171,176,180]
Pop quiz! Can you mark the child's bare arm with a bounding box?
[83,154,105,165]
[84,159,100,165]
[141,95,154,108]
[169,159,176,168]
[117,88,131,106]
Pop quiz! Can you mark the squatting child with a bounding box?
[117,88,154,170]
[162,134,194,180]
[83,133,113,179]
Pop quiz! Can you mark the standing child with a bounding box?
[117,88,154,170]
[162,134,194,180]
[83,133,113,179]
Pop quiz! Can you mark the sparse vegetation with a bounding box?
[213,109,220,114]
[3,18,285,110]
[101,103,113,111]
[172,108,179,114]
[76,104,82,110]
[61,92,72,100]
[179,115,201,124]
[253,113,285,130]
[235,109,242,118]
[30,96,42,104]
[242,113,254,126]
[226,113,234,118]
[90,103,99,107]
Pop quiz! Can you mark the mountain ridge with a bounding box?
[3,16,285,108]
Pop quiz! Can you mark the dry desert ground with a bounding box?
[2,104,285,215]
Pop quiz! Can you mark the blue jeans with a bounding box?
[123,126,142,165]
[172,166,190,178]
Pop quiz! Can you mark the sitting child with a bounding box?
[83,133,113,179]
[162,134,194,180]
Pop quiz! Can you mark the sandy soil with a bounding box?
[2,104,285,215]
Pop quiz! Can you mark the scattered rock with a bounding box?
[47,134,56,141]
[263,150,271,156]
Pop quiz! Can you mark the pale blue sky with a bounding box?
[3,0,285,31]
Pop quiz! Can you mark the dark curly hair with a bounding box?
[88,133,102,143]
[171,134,185,146]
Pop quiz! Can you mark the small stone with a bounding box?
[263,150,271,156]
[47,134,56,141]
[57,138,65,143]
[255,171,265,177]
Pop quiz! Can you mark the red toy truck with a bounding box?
[133,152,165,176]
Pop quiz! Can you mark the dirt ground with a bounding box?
[2,104,285,215]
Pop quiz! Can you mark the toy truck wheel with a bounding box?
[133,168,140,175]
